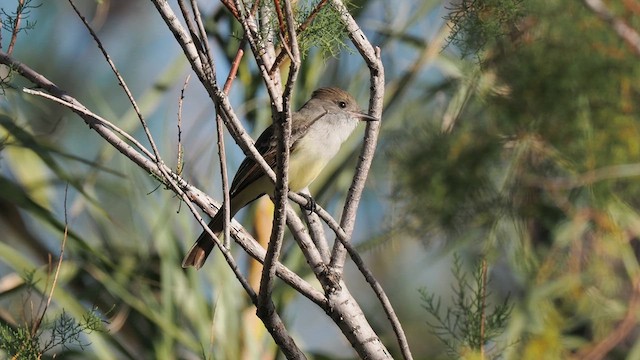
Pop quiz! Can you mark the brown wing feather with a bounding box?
[229,125,277,197]
[229,109,326,196]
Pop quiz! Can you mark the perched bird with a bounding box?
[183,87,377,269]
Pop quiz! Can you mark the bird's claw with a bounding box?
[300,193,316,214]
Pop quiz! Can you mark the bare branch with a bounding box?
[259,0,300,313]
[7,0,25,55]
[22,89,155,161]
[176,75,190,175]
[32,183,70,336]
[300,199,331,262]
[67,0,165,166]
[336,235,413,360]
[328,0,385,275]
[0,50,324,306]
[232,0,283,101]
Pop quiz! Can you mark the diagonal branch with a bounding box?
[0,49,325,306]
[582,0,640,56]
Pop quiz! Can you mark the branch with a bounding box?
[255,2,303,356]
[269,0,329,75]
[150,2,307,356]
[305,196,413,359]
[67,0,164,166]
[0,49,325,306]
[337,237,413,360]
[232,0,283,102]
[576,277,640,360]
[582,0,640,57]
[32,183,69,336]
[258,0,300,308]
[327,0,385,275]
[6,0,25,55]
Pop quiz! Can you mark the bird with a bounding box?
[182,87,378,269]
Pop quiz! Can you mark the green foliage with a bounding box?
[445,0,524,58]
[390,0,640,357]
[419,255,513,359]
[254,0,352,59]
[1,309,105,358]
[391,110,504,237]
[0,270,106,359]
[296,1,352,58]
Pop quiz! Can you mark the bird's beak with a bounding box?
[354,110,379,121]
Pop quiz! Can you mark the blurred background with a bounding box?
[2,0,640,358]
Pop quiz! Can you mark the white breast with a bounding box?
[287,114,359,191]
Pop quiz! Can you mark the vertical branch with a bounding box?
[272,0,287,40]
[480,258,487,359]
[233,0,283,102]
[31,184,69,336]
[6,0,25,55]
[256,1,302,357]
[328,0,385,274]
[176,75,190,176]
[301,205,331,262]
[259,0,301,295]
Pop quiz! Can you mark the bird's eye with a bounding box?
[338,101,347,109]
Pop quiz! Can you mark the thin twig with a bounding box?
[67,0,165,166]
[188,0,216,80]
[218,28,248,250]
[219,0,240,19]
[214,104,232,248]
[233,0,283,101]
[272,0,287,41]
[7,0,25,55]
[269,0,329,74]
[176,75,190,176]
[223,45,245,94]
[32,183,70,335]
[22,88,155,161]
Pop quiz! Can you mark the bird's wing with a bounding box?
[229,125,277,197]
[229,110,328,196]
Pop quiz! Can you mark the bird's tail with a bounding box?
[181,210,224,269]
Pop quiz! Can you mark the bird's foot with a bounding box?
[300,193,316,214]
